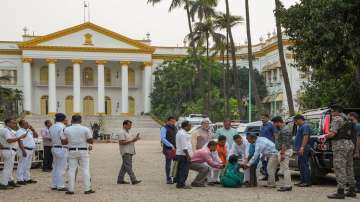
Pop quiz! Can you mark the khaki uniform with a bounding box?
[331,115,356,189]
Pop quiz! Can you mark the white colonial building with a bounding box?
[0,22,306,117]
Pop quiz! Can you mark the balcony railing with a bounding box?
[34,81,137,88]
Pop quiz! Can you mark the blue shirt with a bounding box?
[248,137,278,166]
[260,121,276,142]
[353,123,360,146]
[160,126,174,148]
[294,124,311,151]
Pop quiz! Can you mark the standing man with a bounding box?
[326,105,356,199]
[244,135,278,188]
[160,116,177,184]
[215,119,238,149]
[41,120,53,172]
[175,121,192,189]
[191,119,212,151]
[294,114,312,187]
[190,141,224,187]
[49,113,68,191]
[272,116,293,192]
[62,115,95,195]
[259,113,276,181]
[0,118,25,189]
[348,112,360,193]
[16,120,38,185]
[117,120,141,185]
[229,135,250,183]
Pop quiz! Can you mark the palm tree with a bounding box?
[245,0,262,112]
[189,0,217,22]
[224,0,242,113]
[274,0,295,115]
[214,12,243,117]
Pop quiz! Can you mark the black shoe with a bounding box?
[117,181,130,184]
[176,185,192,189]
[0,184,13,190]
[166,180,174,185]
[51,187,58,191]
[278,187,293,192]
[17,181,27,185]
[65,191,74,195]
[132,180,142,185]
[345,186,357,197]
[57,188,68,191]
[191,182,206,187]
[84,190,95,194]
[8,181,20,187]
[25,179,37,184]
[297,183,312,187]
[328,189,345,199]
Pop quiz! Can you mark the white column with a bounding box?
[96,60,106,114]
[143,61,152,113]
[72,59,82,114]
[22,58,32,113]
[120,61,129,114]
[46,59,57,115]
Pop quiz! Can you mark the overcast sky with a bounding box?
[1,0,299,46]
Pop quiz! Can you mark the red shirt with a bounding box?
[216,144,227,164]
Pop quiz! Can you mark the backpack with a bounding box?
[336,118,355,140]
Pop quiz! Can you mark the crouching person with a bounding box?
[61,115,95,195]
[190,141,224,187]
[221,154,244,188]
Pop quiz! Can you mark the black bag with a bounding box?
[336,120,355,140]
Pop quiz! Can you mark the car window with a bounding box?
[306,118,321,136]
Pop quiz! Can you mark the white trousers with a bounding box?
[1,150,16,185]
[51,148,68,189]
[208,168,221,183]
[68,150,91,192]
[16,149,34,181]
[267,154,279,186]
[278,149,293,188]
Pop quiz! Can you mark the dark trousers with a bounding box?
[165,158,172,181]
[355,176,360,190]
[117,153,137,183]
[298,148,311,184]
[43,146,53,171]
[261,157,268,177]
[175,155,190,188]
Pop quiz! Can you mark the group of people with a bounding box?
[160,106,360,199]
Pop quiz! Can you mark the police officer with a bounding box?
[49,113,68,191]
[16,119,38,185]
[327,105,357,199]
[61,115,95,195]
[0,118,25,189]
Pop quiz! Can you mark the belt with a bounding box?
[24,147,34,150]
[68,147,88,151]
[53,145,67,149]
[0,147,17,152]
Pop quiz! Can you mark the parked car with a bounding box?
[237,121,262,136]
[287,107,360,184]
[177,114,212,130]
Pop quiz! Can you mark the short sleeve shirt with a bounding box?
[260,121,276,142]
[118,129,135,155]
[294,124,311,151]
[63,124,92,148]
[276,126,292,150]
[0,127,17,148]
[49,122,66,146]
[215,128,238,148]
[176,129,193,156]
[16,128,36,149]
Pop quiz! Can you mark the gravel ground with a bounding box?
[1,138,359,202]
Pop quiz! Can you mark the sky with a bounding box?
[0,0,299,46]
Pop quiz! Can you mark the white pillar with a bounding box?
[143,61,152,113]
[22,58,32,113]
[72,59,82,114]
[46,59,57,115]
[96,60,106,114]
[120,61,129,114]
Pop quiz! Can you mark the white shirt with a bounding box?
[49,122,66,146]
[63,124,92,148]
[248,137,278,166]
[16,128,36,149]
[228,138,249,161]
[176,129,193,156]
[0,127,17,148]
[118,129,136,155]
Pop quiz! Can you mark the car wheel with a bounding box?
[310,157,328,184]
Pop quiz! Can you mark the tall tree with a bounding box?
[224,0,244,114]
[189,0,217,22]
[274,0,295,116]
[214,12,243,117]
[244,0,262,112]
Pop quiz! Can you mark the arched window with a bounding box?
[105,96,112,115]
[128,96,135,115]
[105,67,111,85]
[83,96,94,115]
[65,96,73,115]
[83,67,94,86]
[40,66,48,85]
[128,68,135,87]
[65,66,73,85]
[40,95,48,115]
